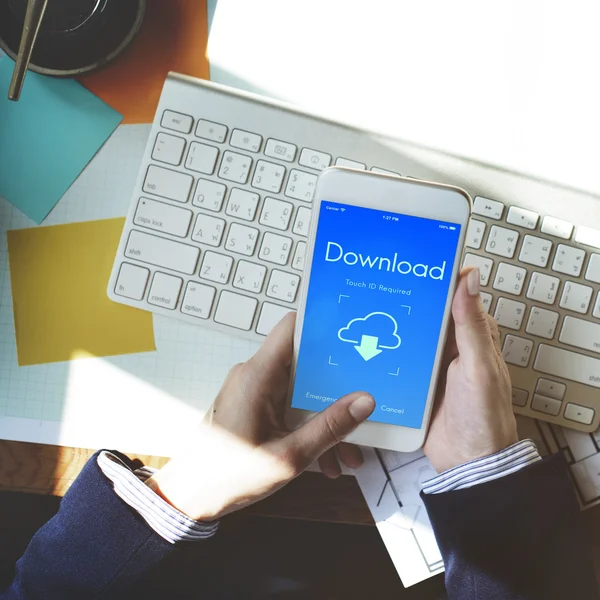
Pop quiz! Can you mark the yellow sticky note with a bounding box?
[7,218,156,366]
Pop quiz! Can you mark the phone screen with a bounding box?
[291,200,462,429]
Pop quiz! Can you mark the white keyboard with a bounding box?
[108,73,600,434]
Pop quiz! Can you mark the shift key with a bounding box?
[125,230,199,274]
[534,344,600,388]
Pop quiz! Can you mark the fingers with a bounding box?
[252,312,296,371]
[318,443,364,478]
[279,392,375,473]
[451,267,495,369]
[337,442,364,469]
[486,313,502,354]
[318,449,341,479]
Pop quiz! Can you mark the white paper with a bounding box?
[355,415,600,587]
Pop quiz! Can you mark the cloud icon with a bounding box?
[338,311,401,350]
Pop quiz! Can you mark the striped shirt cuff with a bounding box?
[422,439,541,495]
[97,451,219,544]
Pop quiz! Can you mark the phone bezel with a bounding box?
[285,167,472,452]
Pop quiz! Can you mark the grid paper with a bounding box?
[0,125,259,455]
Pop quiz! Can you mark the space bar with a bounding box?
[534,344,600,388]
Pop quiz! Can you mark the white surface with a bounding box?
[208,0,600,196]
[356,416,600,587]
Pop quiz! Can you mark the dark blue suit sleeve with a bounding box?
[422,453,599,599]
[1,451,177,600]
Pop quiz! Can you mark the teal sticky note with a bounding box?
[0,58,123,223]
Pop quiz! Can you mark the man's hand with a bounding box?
[147,312,375,521]
[424,267,518,472]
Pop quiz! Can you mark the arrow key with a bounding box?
[564,403,595,425]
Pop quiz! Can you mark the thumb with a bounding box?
[279,393,375,471]
[452,267,494,369]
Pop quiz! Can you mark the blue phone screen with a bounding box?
[291,200,462,429]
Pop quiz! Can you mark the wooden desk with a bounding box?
[3,439,600,585]
[0,440,373,525]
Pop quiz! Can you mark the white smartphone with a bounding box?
[286,168,471,452]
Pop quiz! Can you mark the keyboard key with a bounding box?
[502,334,533,366]
[462,253,493,286]
[114,263,150,300]
[252,160,286,193]
[292,241,306,271]
[480,291,493,313]
[134,198,192,238]
[233,260,267,293]
[485,225,519,258]
[191,213,226,247]
[259,232,293,265]
[219,151,253,184]
[465,219,486,249]
[535,378,566,400]
[512,387,529,407]
[226,188,259,221]
[541,215,573,239]
[564,403,595,426]
[559,316,600,354]
[264,138,297,162]
[125,230,199,274]
[230,129,262,152]
[506,206,539,229]
[493,262,526,295]
[534,344,600,388]
[559,281,593,314]
[526,272,560,304]
[552,244,585,276]
[148,272,183,310]
[292,206,312,237]
[494,298,526,330]
[266,270,300,303]
[519,234,552,268]
[161,110,193,134]
[525,306,559,339]
[575,226,600,249]
[225,223,259,256]
[256,302,294,336]
[143,165,193,203]
[200,251,233,284]
[285,169,317,202]
[531,393,562,417]
[214,290,258,331]
[195,119,227,143]
[371,167,400,176]
[181,282,215,319]
[299,148,331,170]
[192,179,226,212]
[595,293,600,319]
[473,196,504,220]
[184,142,219,174]
[585,253,600,283]
[259,197,293,231]
[152,132,186,166]
[336,157,366,169]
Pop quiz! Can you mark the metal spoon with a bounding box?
[8,0,49,101]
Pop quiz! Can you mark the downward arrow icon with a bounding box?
[354,335,382,361]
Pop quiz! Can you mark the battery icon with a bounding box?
[449,226,457,230]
